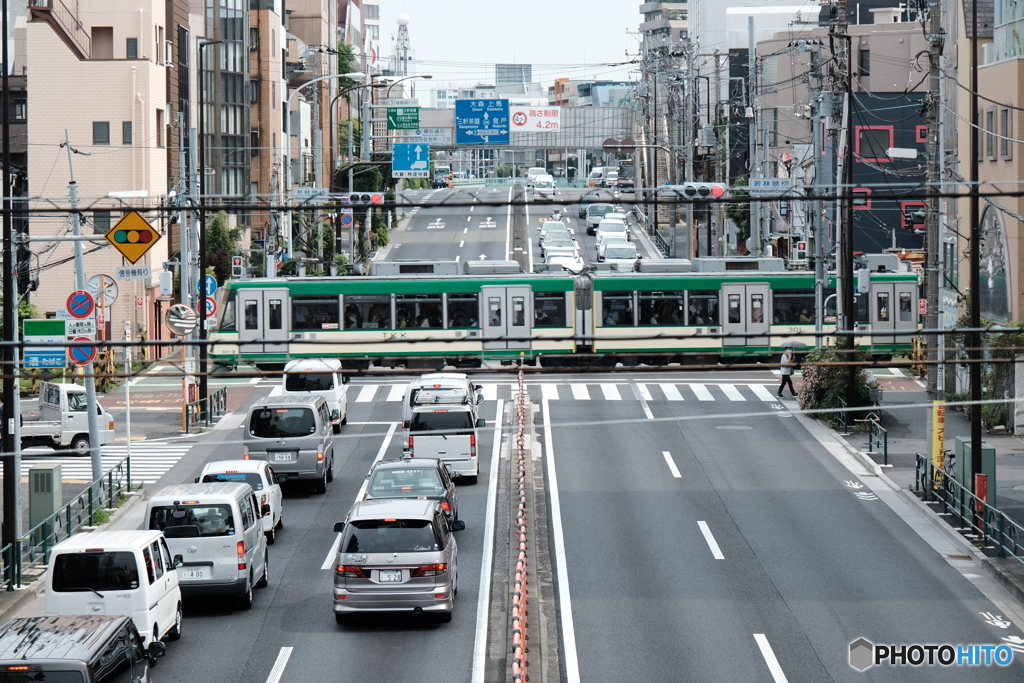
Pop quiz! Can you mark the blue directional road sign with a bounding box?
[455,99,509,145]
[204,274,218,298]
[392,143,431,178]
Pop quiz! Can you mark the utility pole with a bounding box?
[748,16,761,256]
[1,0,16,548]
[63,131,103,490]
[969,0,983,487]
[924,0,943,398]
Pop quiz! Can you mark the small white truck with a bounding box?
[21,382,115,454]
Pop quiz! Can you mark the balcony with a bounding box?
[29,0,90,60]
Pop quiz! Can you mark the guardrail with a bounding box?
[185,387,228,433]
[915,453,1024,564]
[511,364,529,683]
[5,455,132,590]
[835,396,849,433]
[631,207,671,257]
[866,418,888,466]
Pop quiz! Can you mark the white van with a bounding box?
[46,530,183,646]
[405,403,485,483]
[401,373,484,429]
[146,482,270,610]
[282,358,349,432]
[526,166,546,187]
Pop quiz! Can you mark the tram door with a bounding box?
[870,282,917,347]
[721,284,770,347]
[481,286,532,350]
[238,289,290,354]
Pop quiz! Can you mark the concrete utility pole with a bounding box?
[969,0,983,487]
[924,0,943,398]
[748,16,761,256]
[63,131,103,490]
[2,0,17,548]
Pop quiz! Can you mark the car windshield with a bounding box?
[410,410,475,433]
[52,551,140,592]
[590,206,612,216]
[369,468,445,497]
[249,407,316,438]
[606,247,637,259]
[342,519,441,553]
[149,504,236,538]
[547,240,573,248]
[600,223,626,233]
[67,393,87,412]
[202,472,264,490]
[0,673,85,683]
[285,372,334,391]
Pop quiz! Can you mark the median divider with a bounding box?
[511,364,529,683]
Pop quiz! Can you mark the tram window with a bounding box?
[751,294,764,323]
[727,294,741,324]
[448,293,479,328]
[637,291,683,325]
[823,288,837,322]
[487,297,502,326]
[396,294,443,329]
[773,290,815,324]
[899,292,913,322]
[294,295,340,330]
[219,292,237,331]
[876,292,890,322]
[268,299,283,330]
[854,293,870,324]
[344,294,391,330]
[534,292,567,327]
[511,297,526,326]
[686,291,719,325]
[244,301,259,330]
[601,291,633,326]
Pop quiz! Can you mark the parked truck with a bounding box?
[21,382,115,454]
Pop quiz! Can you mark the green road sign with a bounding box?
[387,106,420,130]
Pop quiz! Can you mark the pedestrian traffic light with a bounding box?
[661,183,729,200]
[346,192,385,206]
[901,204,926,231]
[231,256,244,278]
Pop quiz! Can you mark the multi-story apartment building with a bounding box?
[249,1,286,245]
[27,0,169,341]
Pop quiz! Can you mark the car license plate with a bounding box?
[181,569,205,580]
[378,569,402,583]
[273,452,293,462]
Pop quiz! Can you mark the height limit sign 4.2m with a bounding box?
[392,143,430,178]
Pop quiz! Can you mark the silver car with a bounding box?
[333,499,465,623]
[542,236,577,259]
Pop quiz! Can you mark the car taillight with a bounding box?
[261,493,268,505]
[411,563,447,578]
[440,500,451,512]
[237,541,246,570]
[470,434,477,458]
[243,445,249,457]
[408,436,414,454]
[317,451,324,463]
[336,565,370,578]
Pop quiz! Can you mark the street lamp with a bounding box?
[329,82,386,176]
[382,74,433,99]
[197,38,222,409]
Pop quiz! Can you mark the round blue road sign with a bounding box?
[67,291,95,319]
[341,213,353,226]
[205,274,218,298]
[69,337,97,365]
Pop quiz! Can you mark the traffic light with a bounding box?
[661,183,729,200]
[342,192,385,206]
[902,205,926,231]
[231,256,244,278]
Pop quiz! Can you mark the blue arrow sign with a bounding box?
[204,274,218,298]
[392,143,431,178]
[455,99,509,145]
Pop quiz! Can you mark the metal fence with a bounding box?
[631,207,670,257]
[866,418,888,466]
[185,387,228,433]
[3,455,133,590]
[915,453,1024,564]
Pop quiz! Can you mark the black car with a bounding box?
[362,457,459,522]
[579,193,600,217]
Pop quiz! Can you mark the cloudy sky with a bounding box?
[376,0,641,102]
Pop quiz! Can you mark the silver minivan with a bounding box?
[332,498,465,624]
[146,482,269,610]
[243,394,335,494]
[405,403,485,483]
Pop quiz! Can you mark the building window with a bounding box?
[986,108,996,160]
[122,121,133,145]
[858,49,870,77]
[916,125,927,143]
[367,24,379,41]
[249,79,258,104]
[92,210,112,235]
[761,56,778,94]
[853,187,872,209]
[249,27,259,50]
[156,109,164,147]
[365,4,380,20]
[855,126,892,162]
[271,81,276,108]
[763,108,778,146]
[126,38,138,59]
[92,121,110,145]
[1000,108,1012,160]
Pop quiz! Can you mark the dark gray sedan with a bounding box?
[361,457,459,522]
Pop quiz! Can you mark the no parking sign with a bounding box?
[68,337,98,366]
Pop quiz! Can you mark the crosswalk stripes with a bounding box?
[355,385,378,403]
[600,384,621,401]
[690,384,714,401]
[482,384,498,402]
[749,384,777,402]
[346,382,783,404]
[18,442,193,484]
[541,384,558,401]
[660,383,684,401]
[720,385,745,401]
[570,384,590,400]
[386,384,405,402]
[635,384,654,401]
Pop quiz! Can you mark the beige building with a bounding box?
[27,0,169,341]
[249,3,286,243]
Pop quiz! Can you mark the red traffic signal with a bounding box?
[349,193,384,205]
[662,183,729,200]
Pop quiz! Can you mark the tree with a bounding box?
[0,298,38,341]
[335,42,360,95]
[724,174,751,250]
[206,211,243,284]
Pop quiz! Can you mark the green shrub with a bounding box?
[798,347,877,429]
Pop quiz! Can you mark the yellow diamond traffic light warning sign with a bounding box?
[105,211,161,264]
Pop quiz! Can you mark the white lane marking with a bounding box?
[754,634,789,683]
[464,227,468,234]
[467,216,471,222]
[543,399,581,683]
[720,384,745,401]
[570,383,590,400]
[470,206,474,211]
[541,383,559,401]
[505,187,513,259]
[249,377,260,384]
[662,451,682,478]
[600,384,621,401]
[698,521,724,559]
[265,647,294,683]
[749,384,777,401]
[386,384,405,401]
[471,399,505,683]
[481,383,498,401]
[456,255,460,263]
[659,383,683,401]
[636,383,653,401]
[323,422,399,570]
[690,383,714,401]
[460,240,465,248]
[631,384,654,420]
[355,385,378,402]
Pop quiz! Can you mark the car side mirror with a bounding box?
[451,520,466,531]
[261,504,271,517]
[193,477,199,483]
[476,418,486,428]
[331,409,339,420]
[172,555,183,569]
[276,474,288,484]
[341,374,350,384]
[333,522,345,533]
[402,421,410,430]
[476,392,484,405]
[148,641,167,660]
